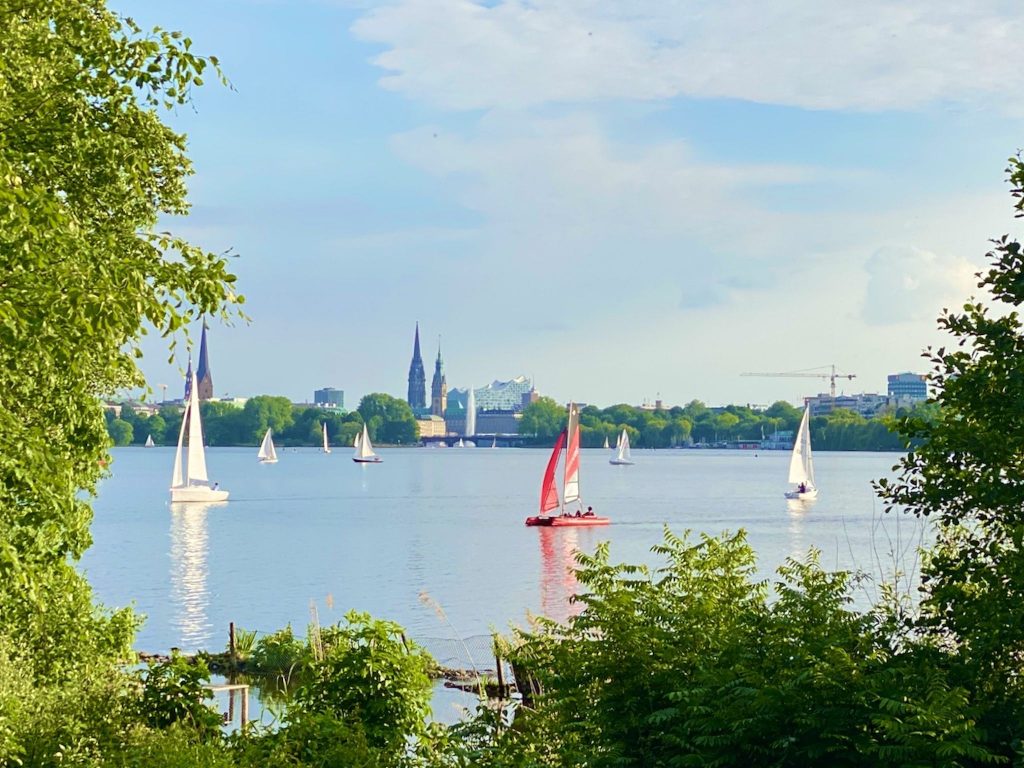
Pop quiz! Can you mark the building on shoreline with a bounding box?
[887,372,927,402]
[314,387,344,408]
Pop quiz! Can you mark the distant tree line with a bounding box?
[519,396,936,451]
[105,392,419,447]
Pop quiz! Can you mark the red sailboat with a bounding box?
[525,403,610,527]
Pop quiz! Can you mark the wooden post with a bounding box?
[495,653,505,699]
[229,622,236,668]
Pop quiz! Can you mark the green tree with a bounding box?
[519,396,567,442]
[0,0,238,702]
[241,395,294,444]
[877,155,1024,754]
[106,418,133,446]
[357,393,417,444]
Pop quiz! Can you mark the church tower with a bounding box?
[196,321,214,401]
[430,341,447,417]
[407,322,427,411]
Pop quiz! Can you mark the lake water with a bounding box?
[83,446,927,660]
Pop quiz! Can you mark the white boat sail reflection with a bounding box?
[169,501,222,650]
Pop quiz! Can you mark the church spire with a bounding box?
[430,337,447,417]
[407,322,427,411]
[196,320,214,401]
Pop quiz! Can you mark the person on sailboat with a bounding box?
[798,482,806,493]
[584,506,594,517]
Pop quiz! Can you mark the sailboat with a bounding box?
[784,405,818,500]
[353,423,382,464]
[491,436,497,449]
[353,430,361,449]
[257,428,278,464]
[144,434,155,448]
[322,423,331,454]
[169,371,228,503]
[602,435,609,450]
[456,438,465,448]
[609,429,634,465]
[526,403,609,527]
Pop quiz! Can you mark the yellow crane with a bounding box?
[740,364,856,400]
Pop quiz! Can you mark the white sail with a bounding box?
[354,430,361,448]
[322,423,331,454]
[603,436,609,450]
[788,406,815,486]
[563,403,581,505]
[457,438,465,448]
[466,386,477,438]
[170,371,228,502]
[617,430,632,462]
[186,382,209,482]
[355,423,377,460]
[491,436,497,448]
[145,434,155,448]
[258,428,278,463]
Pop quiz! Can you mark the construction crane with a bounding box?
[740,364,856,399]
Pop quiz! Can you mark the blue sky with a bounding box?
[123,0,1024,408]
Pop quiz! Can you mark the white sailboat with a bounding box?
[784,405,818,500]
[491,436,497,449]
[603,435,609,450]
[144,434,155,448]
[353,423,382,463]
[257,428,278,464]
[609,429,634,465]
[170,371,228,503]
[322,422,331,454]
[353,430,361,449]
[456,438,465,448]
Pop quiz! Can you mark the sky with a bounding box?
[120,0,1024,409]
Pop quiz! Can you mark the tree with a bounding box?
[106,418,133,446]
[520,397,567,442]
[0,0,238,689]
[241,395,294,444]
[876,155,1024,750]
[357,394,417,444]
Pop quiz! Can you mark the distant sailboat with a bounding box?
[526,403,609,527]
[456,438,465,448]
[257,428,278,464]
[784,406,818,500]
[353,423,382,464]
[144,434,155,448]
[322,422,331,454]
[353,430,361,449]
[609,429,634,466]
[169,371,228,503]
[603,435,609,450]
[491,436,497,449]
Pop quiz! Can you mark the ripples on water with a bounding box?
[83,447,926,654]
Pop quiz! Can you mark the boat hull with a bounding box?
[609,459,634,466]
[353,457,382,463]
[170,486,229,503]
[525,515,611,527]
[784,488,818,501]
[259,458,278,464]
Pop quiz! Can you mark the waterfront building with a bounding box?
[430,343,447,418]
[806,392,889,418]
[314,387,344,408]
[477,410,522,435]
[416,414,447,438]
[407,323,427,412]
[887,372,927,402]
[196,322,214,401]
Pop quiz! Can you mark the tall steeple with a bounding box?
[430,338,447,417]
[183,354,193,401]
[407,322,427,411]
[196,320,214,401]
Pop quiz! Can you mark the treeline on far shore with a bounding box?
[106,392,933,453]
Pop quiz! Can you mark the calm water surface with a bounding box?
[83,447,925,655]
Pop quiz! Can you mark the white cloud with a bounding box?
[861,246,977,325]
[352,0,1024,112]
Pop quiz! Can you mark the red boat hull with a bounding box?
[525,515,610,527]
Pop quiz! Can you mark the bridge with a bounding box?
[420,434,530,447]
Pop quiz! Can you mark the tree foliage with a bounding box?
[357,393,418,445]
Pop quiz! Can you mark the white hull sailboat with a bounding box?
[353,423,382,463]
[257,428,278,464]
[170,371,228,503]
[609,429,634,465]
[784,405,818,500]
[322,422,331,454]
[144,434,155,448]
[526,403,609,526]
[603,435,609,450]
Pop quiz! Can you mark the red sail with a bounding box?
[539,429,567,514]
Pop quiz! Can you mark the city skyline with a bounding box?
[122,0,1024,408]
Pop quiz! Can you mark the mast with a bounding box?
[788,406,812,485]
[185,371,208,482]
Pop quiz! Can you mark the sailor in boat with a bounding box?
[584,506,594,517]
[797,482,807,494]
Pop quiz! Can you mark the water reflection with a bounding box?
[537,527,582,624]
[786,499,811,562]
[169,502,223,650]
